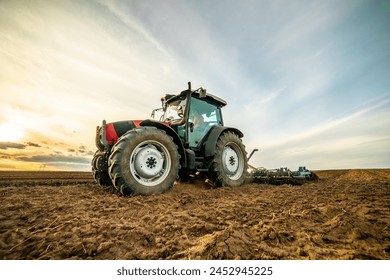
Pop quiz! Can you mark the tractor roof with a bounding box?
[166,89,227,107]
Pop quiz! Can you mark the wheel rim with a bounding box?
[129,140,171,186]
[222,142,244,180]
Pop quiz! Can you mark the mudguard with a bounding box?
[105,120,142,145]
[203,126,244,158]
[140,119,186,167]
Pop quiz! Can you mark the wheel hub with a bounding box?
[222,146,239,176]
[133,145,164,178]
[146,157,157,168]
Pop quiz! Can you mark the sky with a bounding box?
[0,0,389,171]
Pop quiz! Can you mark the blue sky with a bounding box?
[0,0,389,171]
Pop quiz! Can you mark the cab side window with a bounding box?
[188,97,222,148]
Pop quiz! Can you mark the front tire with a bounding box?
[92,151,114,189]
[209,131,247,187]
[108,127,180,195]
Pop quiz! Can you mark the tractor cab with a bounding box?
[160,83,226,150]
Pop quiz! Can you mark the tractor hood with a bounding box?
[105,120,143,145]
[95,120,142,151]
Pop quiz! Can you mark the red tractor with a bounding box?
[92,82,247,195]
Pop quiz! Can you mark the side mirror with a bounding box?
[199,88,207,98]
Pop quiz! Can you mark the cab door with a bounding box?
[188,97,222,148]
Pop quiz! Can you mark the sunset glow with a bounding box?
[0,124,24,142]
[0,0,389,171]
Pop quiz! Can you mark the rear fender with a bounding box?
[203,126,244,157]
[140,119,186,167]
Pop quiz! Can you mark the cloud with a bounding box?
[17,154,90,164]
[0,141,44,150]
[0,142,26,150]
[96,0,169,56]
[0,154,12,159]
[248,96,390,169]
[25,142,41,148]
[67,146,93,156]
[249,96,390,152]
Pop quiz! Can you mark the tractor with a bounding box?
[92,82,247,195]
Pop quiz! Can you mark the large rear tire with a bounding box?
[209,131,247,187]
[108,127,180,195]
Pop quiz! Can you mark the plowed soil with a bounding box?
[0,169,389,260]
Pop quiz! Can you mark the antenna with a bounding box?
[188,81,191,91]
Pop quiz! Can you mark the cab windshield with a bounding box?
[162,97,187,122]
